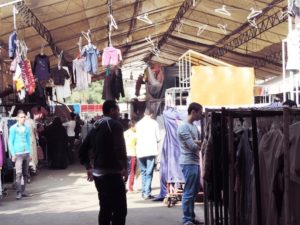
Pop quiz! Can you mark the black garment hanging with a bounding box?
[50,67,70,86]
[33,54,51,81]
[112,68,125,100]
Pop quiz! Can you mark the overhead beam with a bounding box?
[122,0,143,59]
[251,50,282,68]
[15,1,72,62]
[144,0,199,62]
[208,7,287,59]
[206,0,285,54]
[170,35,282,67]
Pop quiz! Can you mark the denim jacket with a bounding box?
[81,45,100,75]
[8,123,31,156]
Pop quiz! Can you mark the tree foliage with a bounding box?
[67,81,104,104]
[67,80,130,104]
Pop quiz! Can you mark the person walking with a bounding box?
[8,110,31,200]
[177,102,203,225]
[136,108,160,199]
[63,112,76,164]
[44,117,69,169]
[79,100,128,225]
[124,120,137,193]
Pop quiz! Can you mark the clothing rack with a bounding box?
[203,107,300,225]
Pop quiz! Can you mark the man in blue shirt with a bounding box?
[9,110,31,200]
[177,103,203,225]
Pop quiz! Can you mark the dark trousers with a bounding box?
[67,136,75,164]
[94,174,127,225]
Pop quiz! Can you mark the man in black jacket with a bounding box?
[79,100,128,225]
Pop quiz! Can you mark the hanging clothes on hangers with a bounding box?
[52,67,71,102]
[101,67,125,100]
[102,46,122,67]
[112,68,125,100]
[50,67,70,86]
[8,31,17,59]
[81,44,100,75]
[33,54,51,81]
[73,57,91,91]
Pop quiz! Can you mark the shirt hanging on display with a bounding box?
[52,67,72,102]
[73,58,91,90]
[33,54,51,81]
[50,67,70,86]
[102,46,122,66]
[8,31,17,59]
[81,45,100,75]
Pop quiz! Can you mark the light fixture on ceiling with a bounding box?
[218,23,228,34]
[214,5,231,17]
[197,24,207,36]
[137,13,153,24]
[247,8,262,20]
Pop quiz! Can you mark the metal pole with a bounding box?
[282,39,287,102]
[179,59,181,87]
[283,107,291,225]
[251,110,262,225]
[189,51,191,89]
[221,108,228,225]
[288,0,295,101]
[227,114,235,225]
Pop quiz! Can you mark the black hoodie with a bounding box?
[79,117,127,173]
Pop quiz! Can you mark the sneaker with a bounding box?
[193,219,204,225]
[183,222,195,225]
[143,195,155,200]
[16,193,22,200]
[152,196,164,201]
[22,193,32,197]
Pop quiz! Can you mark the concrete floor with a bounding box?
[0,164,204,225]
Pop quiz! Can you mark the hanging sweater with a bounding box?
[33,54,51,81]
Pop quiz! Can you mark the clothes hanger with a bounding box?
[109,14,118,30]
[13,5,18,31]
[77,36,82,52]
[137,13,153,24]
[248,18,258,28]
[217,23,228,34]
[81,30,92,48]
[197,24,207,36]
[145,35,155,47]
[57,50,63,70]
[279,9,294,20]
[247,8,262,20]
[214,5,231,17]
[40,44,45,55]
